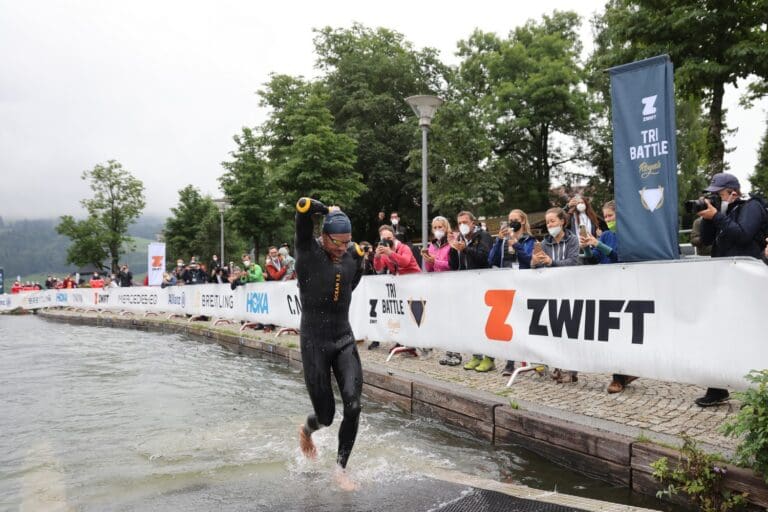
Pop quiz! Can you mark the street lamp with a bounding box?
[212,198,230,265]
[405,94,443,271]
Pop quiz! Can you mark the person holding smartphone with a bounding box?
[372,225,420,275]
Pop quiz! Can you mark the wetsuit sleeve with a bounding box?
[348,243,364,290]
[295,197,328,252]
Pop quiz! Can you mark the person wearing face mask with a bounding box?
[449,210,494,372]
[532,207,580,383]
[421,216,461,366]
[566,195,604,238]
[231,252,264,289]
[694,173,765,407]
[373,225,420,275]
[488,209,536,376]
[580,200,637,394]
[389,211,408,243]
[293,197,364,491]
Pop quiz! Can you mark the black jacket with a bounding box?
[701,197,764,258]
[449,228,492,270]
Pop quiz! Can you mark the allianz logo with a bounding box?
[168,292,186,307]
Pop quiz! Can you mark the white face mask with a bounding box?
[433,229,445,240]
[548,226,562,238]
[242,260,250,268]
[720,200,729,215]
[458,224,471,236]
[390,218,398,226]
[576,203,586,213]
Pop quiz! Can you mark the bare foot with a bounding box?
[298,425,317,460]
[333,466,358,491]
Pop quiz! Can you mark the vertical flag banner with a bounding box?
[609,54,679,261]
[147,243,166,286]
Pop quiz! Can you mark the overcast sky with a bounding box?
[1,0,766,220]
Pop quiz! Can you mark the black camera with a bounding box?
[378,239,394,248]
[684,194,721,214]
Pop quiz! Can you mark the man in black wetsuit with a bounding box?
[294,197,364,490]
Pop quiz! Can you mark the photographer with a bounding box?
[372,225,420,275]
[694,173,765,407]
[117,264,133,287]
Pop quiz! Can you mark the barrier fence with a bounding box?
[3,257,767,390]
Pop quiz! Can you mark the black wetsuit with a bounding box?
[295,198,364,469]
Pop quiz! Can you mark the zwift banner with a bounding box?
[147,243,166,286]
[2,258,767,390]
[609,54,679,262]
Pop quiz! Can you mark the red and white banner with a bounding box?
[2,257,767,390]
[147,242,166,286]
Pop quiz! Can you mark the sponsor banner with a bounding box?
[147,243,166,286]
[2,258,767,389]
[609,55,679,261]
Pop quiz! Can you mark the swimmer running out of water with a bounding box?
[294,197,364,491]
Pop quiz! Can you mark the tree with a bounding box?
[220,127,286,259]
[438,12,590,213]
[163,185,244,264]
[749,117,768,197]
[56,160,145,272]
[592,0,768,175]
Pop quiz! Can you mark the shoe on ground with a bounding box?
[695,393,730,407]
[501,361,516,376]
[438,353,450,365]
[446,353,462,366]
[607,379,624,394]
[463,355,482,371]
[368,341,380,350]
[475,356,495,372]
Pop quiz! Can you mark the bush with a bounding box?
[722,369,768,484]
[651,434,747,511]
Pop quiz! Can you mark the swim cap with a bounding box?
[322,211,352,234]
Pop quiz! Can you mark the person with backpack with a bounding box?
[695,172,766,407]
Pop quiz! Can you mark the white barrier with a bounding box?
[3,257,767,390]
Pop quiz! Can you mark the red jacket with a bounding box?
[373,241,420,275]
[90,278,104,288]
[265,258,287,281]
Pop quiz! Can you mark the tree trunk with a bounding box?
[706,80,726,176]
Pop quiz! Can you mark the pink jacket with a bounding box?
[425,240,451,272]
[373,241,420,275]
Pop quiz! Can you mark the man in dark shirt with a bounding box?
[294,197,364,491]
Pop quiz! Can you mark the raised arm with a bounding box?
[295,197,328,252]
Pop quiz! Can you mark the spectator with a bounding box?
[265,246,287,281]
[488,209,536,376]
[117,265,133,287]
[278,246,296,279]
[565,194,604,237]
[581,200,637,393]
[62,274,77,289]
[210,254,221,273]
[373,225,420,275]
[107,274,119,288]
[181,260,206,285]
[231,253,264,289]
[449,210,493,372]
[389,211,408,243]
[690,216,712,256]
[161,272,177,288]
[44,275,55,289]
[695,172,765,407]
[763,238,768,265]
[209,265,229,284]
[359,242,376,276]
[172,259,186,282]
[422,216,461,366]
[89,272,104,289]
[532,207,580,383]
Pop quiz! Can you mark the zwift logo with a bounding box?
[246,292,269,314]
[641,95,657,121]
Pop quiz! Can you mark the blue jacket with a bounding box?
[488,235,535,269]
[583,229,619,264]
[701,198,765,259]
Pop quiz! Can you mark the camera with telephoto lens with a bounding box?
[378,239,394,248]
[684,193,721,214]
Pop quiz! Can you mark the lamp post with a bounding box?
[405,95,443,271]
[212,198,230,265]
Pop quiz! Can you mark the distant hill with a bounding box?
[0,215,165,282]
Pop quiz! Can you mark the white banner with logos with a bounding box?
[2,258,767,390]
[147,243,166,286]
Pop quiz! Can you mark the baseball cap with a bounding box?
[704,173,740,192]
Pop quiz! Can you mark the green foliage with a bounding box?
[651,435,747,511]
[749,119,768,197]
[675,96,709,229]
[164,185,244,265]
[440,11,590,214]
[220,127,287,258]
[722,370,768,484]
[591,0,768,175]
[56,160,146,272]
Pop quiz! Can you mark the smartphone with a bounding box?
[533,241,543,254]
[578,224,588,237]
